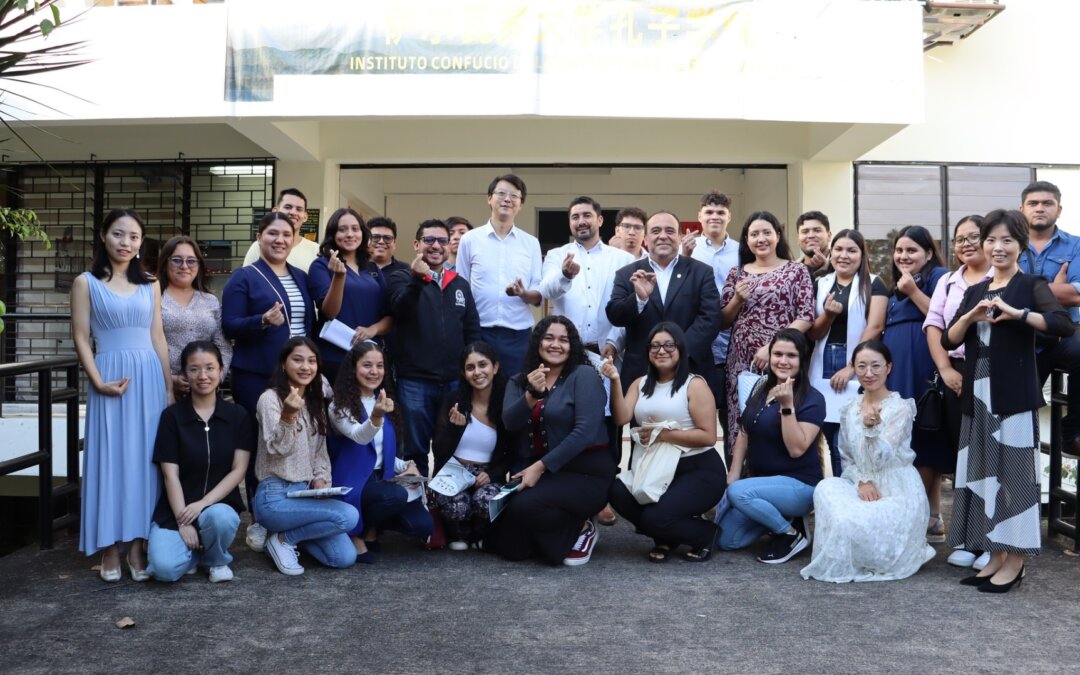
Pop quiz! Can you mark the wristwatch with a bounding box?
[780,407,794,416]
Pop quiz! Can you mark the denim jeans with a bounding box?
[397,377,458,476]
[146,504,240,581]
[361,475,434,541]
[254,477,359,569]
[717,475,816,550]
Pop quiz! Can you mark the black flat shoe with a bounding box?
[977,565,1025,594]
[960,573,993,586]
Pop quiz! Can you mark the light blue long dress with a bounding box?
[79,273,167,555]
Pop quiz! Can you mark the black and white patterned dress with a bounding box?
[947,289,1042,555]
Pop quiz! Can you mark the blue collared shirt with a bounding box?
[1019,228,1080,323]
[689,234,739,363]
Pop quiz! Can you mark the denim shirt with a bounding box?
[1020,227,1080,324]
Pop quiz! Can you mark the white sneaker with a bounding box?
[208,565,234,583]
[265,534,304,576]
[972,551,991,571]
[448,541,469,551]
[947,550,977,568]
[245,522,267,552]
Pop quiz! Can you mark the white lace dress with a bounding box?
[800,393,935,583]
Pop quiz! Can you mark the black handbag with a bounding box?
[915,372,944,432]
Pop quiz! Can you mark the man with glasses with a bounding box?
[607,211,722,398]
[1017,181,1080,454]
[456,174,543,378]
[242,188,321,272]
[608,207,649,260]
[368,216,412,282]
[388,220,481,476]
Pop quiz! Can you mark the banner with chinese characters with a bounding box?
[225,0,923,123]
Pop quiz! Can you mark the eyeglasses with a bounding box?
[648,341,678,353]
[619,223,645,232]
[854,363,886,374]
[493,190,522,203]
[420,236,449,246]
[169,257,200,268]
[370,234,395,243]
[952,234,981,247]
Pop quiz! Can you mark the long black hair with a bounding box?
[452,341,508,422]
[91,208,155,284]
[268,336,328,436]
[319,207,371,266]
[641,321,691,398]
[890,225,945,291]
[737,210,794,266]
[331,341,402,432]
[158,235,209,292]
[521,315,590,378]
[745,328,813,414]
[820,229,872,318]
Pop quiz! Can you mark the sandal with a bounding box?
[927,513,946,542]
[647,545,672,563]
[685,526,722,562]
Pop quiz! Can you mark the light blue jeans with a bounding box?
[147,503,240,581]
[254,477,359,569]
[717,475,816,551]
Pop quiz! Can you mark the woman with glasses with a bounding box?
[488,316,615,567]
[147,341,252,583]
[157,236,232,399]
[882,225,949,542]
[800,340,935,583]
[602,322,726,562]
[308,207,393,383]
[923,215,990,569]
[717,329,826,565]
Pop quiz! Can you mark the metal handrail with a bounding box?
[0,355,82,549]
[1045,370,1077,551]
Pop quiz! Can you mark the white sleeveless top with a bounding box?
[634,375,713,457]
[454,418,497,464]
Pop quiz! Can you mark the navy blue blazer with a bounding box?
[222,258,314,377]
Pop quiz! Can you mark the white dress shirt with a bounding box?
[455,221,542,331]
[689,234,738,363]
[539,240,634,347]
[636,255,681,312]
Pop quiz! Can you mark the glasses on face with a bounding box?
[952,234,981,247]
[854,363,885,374]
[648,341,678,353]
[493,190,522,203]
[169,257,199,268]
[420,236,449,246]
[370,234,395,243]
[619,223,645,232]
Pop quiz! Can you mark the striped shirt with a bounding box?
[278,273,307,337]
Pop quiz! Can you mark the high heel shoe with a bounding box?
[99,561,121,583]
[977,565,1025,594]
[127,554,151,582]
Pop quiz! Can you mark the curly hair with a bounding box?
[331,341,403,432]
[268,336,328,436]
[521,315,590,379]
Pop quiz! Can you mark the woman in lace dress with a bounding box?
[719,211,815,442]
[157,236,232,398]
[801,340,934,583]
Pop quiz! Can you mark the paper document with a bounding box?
[429,457,476,497]
[319,319,357,351]
[487,484,520,522]
[287,486,353,498]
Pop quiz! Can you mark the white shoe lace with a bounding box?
[571,524,592,553]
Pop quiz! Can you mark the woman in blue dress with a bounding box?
[881,225,948,541]
[71,208,171,582]
[308,207,393,384]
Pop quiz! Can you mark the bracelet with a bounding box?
[1021,308,1030,323]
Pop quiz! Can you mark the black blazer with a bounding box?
[431,382,516,484]
[943,273,1074,416]
[605,255,721,390]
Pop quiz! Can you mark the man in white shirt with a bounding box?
[539,196,634,360]
[608,206,649,261]
[455,174,543,377]
[681,192,739,442]
[242,188,321,272]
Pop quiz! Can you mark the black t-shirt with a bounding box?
[742,387,827,486]
[818,276,888,345]
[151,398,255,530]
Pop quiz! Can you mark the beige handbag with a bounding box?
[618,421,682,505]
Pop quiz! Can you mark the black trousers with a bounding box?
[490,451,615,565]
[1036,331,1080,442]
[608,449,727,550]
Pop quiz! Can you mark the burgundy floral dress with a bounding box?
[720,260,815,438]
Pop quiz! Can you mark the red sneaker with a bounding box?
[563,520,599,567]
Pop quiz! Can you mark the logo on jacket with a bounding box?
[455,290,466,307]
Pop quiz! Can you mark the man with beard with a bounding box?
[796,210,832,275]
[369,216,412,283]
[242,188,321,272]
[388,219,481,476]
[1017,181,1080,453]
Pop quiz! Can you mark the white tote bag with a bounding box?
[737,368,765,414]
[617,421,682,505]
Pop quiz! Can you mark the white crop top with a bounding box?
[453,418,497,464]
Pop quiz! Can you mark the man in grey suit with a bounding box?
[606,211,722,400]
